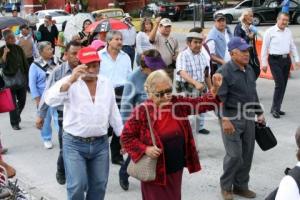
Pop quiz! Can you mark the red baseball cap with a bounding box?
[77,46,101,64]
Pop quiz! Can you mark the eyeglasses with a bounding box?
[154,88,172,98]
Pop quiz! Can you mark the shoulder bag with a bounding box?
[127,105,158,182]
[0,68,26,90]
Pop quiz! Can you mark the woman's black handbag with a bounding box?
[0,69,26,90]
[255,122,277,151]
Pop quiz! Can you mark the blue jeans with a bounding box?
[199,113,205,130]
[41,107,58,141]
[63,133,109,200]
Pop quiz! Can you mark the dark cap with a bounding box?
[214,13,225,21]
[228,37,250,51]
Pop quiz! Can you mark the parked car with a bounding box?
[4,2,20,12]
[213,0,257,24]
[181,0,223,20]
[35,9,72,31]
[92,8,151,31]
[140,1,181,21]
[252,0,300,25]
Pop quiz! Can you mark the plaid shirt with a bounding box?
[176,47,210,83]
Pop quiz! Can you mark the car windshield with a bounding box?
[49,11,70,17]
[101,10,124,18]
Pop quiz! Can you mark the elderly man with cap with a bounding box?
[45,46,123,200]
[206,13,233,75]
[38,15,59,49]
[217,37,265,200]
[176,29,212,135]
[149,17,179,80]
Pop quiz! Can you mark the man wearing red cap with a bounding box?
[45,46,123,200]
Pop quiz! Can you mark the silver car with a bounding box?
[213,0,253,24]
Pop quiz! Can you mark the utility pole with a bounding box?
[200,0,205,28]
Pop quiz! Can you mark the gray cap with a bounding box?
[214,13,225,21]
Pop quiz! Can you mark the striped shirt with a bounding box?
[176,47,210,82]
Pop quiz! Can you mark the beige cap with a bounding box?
[186,32,205,39]
[160,18,172,26]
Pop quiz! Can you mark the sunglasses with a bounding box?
[154,88,172,98]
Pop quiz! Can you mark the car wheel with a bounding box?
[294,14,300,24]
[225,14,233,24]
[253,15,261,26]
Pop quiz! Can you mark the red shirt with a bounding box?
[65,3,71,14]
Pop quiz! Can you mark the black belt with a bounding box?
[67,133,107,143]
[123,45,134,48]
[270,54,289,59]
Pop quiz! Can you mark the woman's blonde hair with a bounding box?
[239,9,253,22]
[144,70,172,96]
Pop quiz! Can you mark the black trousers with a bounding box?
[108,86,124,161]
[268,55,291,112]
[57,110,65,175]
[9,86,27,126]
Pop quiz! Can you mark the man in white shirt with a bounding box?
[99,30,132,165]
[176,29,212,134]
[261,12,300,119]
[274,127,300,200]
[120,14,137,68]
[45,46,123,200]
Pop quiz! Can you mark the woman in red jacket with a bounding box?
[121,70,222,200]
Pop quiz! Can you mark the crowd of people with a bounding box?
[0,6,300,200]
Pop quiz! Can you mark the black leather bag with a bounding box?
[255,122,277,151]
[0,69,26,90]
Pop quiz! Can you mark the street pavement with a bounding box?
[0,21,300,200]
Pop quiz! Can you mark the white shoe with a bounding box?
[44,141,53,149]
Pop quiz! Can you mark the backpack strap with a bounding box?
[287,166,300,193]
[33,62,48,73]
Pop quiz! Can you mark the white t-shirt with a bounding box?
[275,162,300,200]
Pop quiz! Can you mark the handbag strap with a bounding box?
[144,104,157,147]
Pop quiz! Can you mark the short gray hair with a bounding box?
[144,70,172,96]
[239,9,253,22]
[37,41,52,54]
[106,30,122,43]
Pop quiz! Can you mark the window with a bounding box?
[289,1,298,8]
[240,0,253,7]
[268,1,278,8]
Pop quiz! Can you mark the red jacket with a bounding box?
[121,93,220,185]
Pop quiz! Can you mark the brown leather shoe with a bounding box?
[221,190,234,200]
[0,160,16,178]
[233,188,256,198]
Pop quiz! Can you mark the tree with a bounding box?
[39,0,48,9]
[81,0,88,12]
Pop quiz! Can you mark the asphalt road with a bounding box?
[0,21,300,200]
